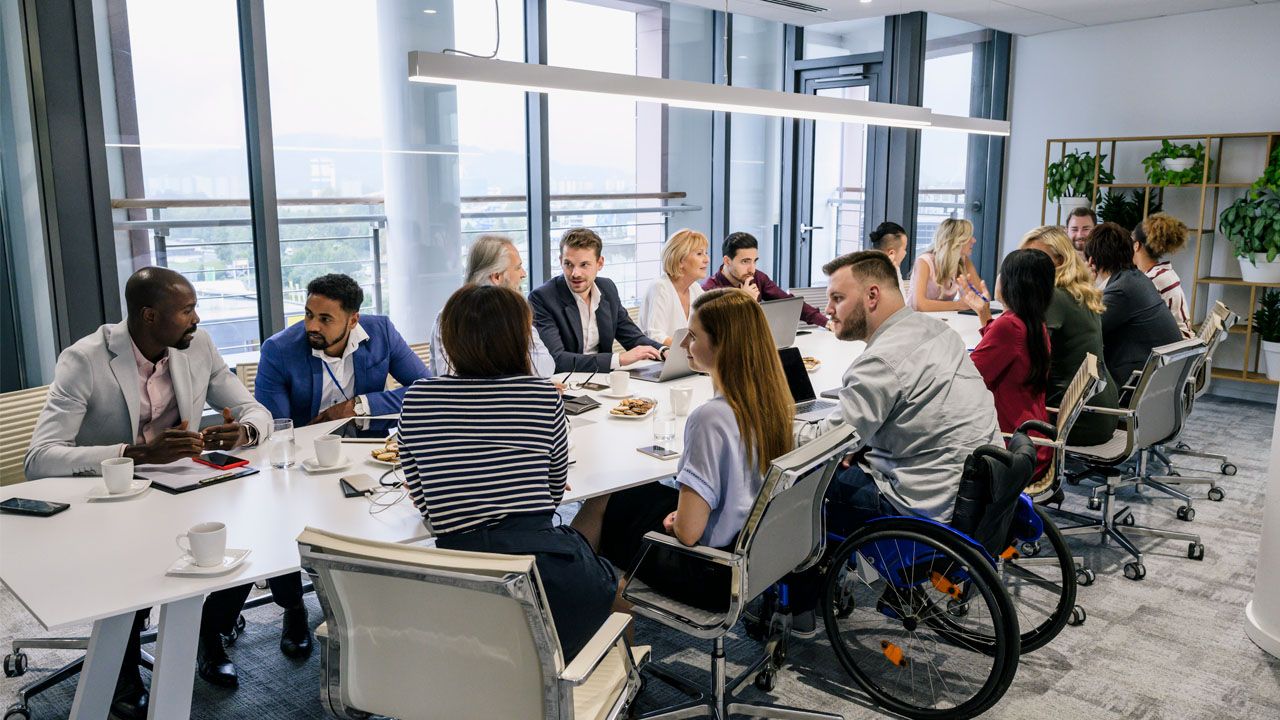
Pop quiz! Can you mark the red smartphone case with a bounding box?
[193,455,250,470]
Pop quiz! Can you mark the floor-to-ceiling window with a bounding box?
[728,14,783,278]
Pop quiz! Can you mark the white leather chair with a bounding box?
[386,341,431,389]
[234,362,259,395]
[0,385,50,486]
[298,527,646,720]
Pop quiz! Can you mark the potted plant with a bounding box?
[1223,148,1280,283]
[1142,140,1210,186]
[1097,189,1163,232]
[1255,289,1280,380]
[1046,151,1114,212]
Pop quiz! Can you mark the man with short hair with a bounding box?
[530,228,665,373]
[254,272,429,659]
[702,231,828,328]
[25,267,272,716]
[430,234,555,376]
[1066,207,1097,253]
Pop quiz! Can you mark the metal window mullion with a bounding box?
[710,10,731,250]
[525,0,551,286]
[236,0,284,339]
[778,24,802,287]
[882,12,924,266]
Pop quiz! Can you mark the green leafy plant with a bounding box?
[1254,289,1280,342]
[1253,146,1280,194]
[1097,189,1163,231]
[1046,151,1115,203]
[1141,140,1210,186]
[1221,192,1280,263]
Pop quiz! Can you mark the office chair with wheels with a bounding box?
[621,425,860,720]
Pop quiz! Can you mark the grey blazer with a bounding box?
[24,322,272,479]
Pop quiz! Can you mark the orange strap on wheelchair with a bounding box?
[999,546,1019,560]
[930,572,962,599]
[880,640,907,667]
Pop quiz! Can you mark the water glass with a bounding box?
[652,411,677,452]
[269,418,296,469]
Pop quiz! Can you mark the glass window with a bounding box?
[96,0,260,358]
[803,17,884,59]
[729,15,783,280]
[808,85,871,284]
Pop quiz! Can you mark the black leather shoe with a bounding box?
[198,638,239,688]
[280,605,313,659]
[110,673,149,720]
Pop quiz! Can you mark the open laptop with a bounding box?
[629,328,698,383]
[761,296,804,349]
[779,346,838,421]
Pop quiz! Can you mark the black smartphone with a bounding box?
[638,445,680,461]
[957,308,1004,317]
[580,381,610,391]
[0,498,71,517]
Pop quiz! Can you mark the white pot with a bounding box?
[1058,196,1091,213]
[1239,254,1280,284]
[1263,341,1280,382]
[1162,157,1196,172]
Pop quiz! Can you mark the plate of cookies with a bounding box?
[368,439,401,468]
[802,356,822,373]
[608,397,658,420]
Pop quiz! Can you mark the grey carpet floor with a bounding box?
[4,395,1280,719]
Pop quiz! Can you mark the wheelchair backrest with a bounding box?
[951,432,1039,556]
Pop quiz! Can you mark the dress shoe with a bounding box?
[280,605,314,659]
[198,637,239,688]
[110,673,149,720]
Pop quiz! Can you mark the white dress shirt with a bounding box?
[574,283,621,369]
[429,311,556,378]
[313,322,369,412]
[639,276,704,344]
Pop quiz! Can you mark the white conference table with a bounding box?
[0,310,984,719]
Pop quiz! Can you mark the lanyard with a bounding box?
[321,359,351,401]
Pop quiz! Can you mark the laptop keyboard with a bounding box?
[795,399,836,415]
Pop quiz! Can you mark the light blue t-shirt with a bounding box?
[674,396,762,549]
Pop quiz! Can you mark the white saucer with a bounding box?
[301,457,353,474]
[367,456,401,469]
[598,389,634,399]
[165,548,251,577]
[86,479,151,502]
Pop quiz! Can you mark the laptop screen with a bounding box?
[327,416,399,441]
[778,347,817,404]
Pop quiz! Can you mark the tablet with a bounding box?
[327,416,399,443]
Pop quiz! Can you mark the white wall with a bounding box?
[1002,2,1280,402]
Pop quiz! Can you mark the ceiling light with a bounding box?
[422,8,436,14]
[926,112,1011,136]
[861,0,872,4]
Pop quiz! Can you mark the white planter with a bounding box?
[1239,254,1280,284]
[1162,157,1196,172]
[1058,196,1091,213]
[1263,341,1280,382]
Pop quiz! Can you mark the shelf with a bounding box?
[1229,325,1252,336]
[1211,367,1278,385]
[1097,182,1254,189]
[1196,276,1280,287]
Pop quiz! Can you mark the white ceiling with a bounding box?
[672,0,1278,36]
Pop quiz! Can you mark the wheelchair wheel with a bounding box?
[822,519,1020,720]
[996,506,1078,654]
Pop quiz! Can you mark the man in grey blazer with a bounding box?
[24,267,271,719]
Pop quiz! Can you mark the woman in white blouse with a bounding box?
[639,229,710,346]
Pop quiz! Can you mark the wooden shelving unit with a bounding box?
[1041,131,1279,385]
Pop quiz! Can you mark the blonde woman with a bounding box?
[909,217,988,311]
[639,228,709,345]
[1020,225,1119,446]
[1133,214,1193,338]
[572,289,794,610]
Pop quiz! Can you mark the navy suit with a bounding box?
[254,314,429,426]
[530,276,662,373]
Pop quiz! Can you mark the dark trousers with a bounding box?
[266,572,304,610]
[118,583,253,687]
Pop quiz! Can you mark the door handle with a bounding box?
[800,225,824,233]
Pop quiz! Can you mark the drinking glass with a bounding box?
[652,411,677,453]
[269,418,296,469]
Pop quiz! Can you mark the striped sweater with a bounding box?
[1146,262,1193,339]
[398,376,568,535]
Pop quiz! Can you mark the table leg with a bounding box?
[68,611,133,720]
[147,595,203,720]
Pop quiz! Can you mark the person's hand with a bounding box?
[311,398,357,425]
[553,381,567,394]
[742,276,760,301]
[201,408,249,450]
[961,286,993,326]
[662,511,678,535]
[124,421,204,464]
[619,345,663,366]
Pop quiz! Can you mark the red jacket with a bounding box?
[702,269,828,327]
[970,313,1053,480]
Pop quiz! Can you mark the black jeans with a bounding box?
[118,583,253,687]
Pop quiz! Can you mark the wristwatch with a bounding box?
[353,395,370,416]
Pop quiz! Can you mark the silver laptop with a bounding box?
[779,347,838,422]
[761,296,804,349]
[629,328,698,383]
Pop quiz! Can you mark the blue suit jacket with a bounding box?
[529,276,662,372]
[254,315,430,425]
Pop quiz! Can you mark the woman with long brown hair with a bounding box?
[572,287,794,609]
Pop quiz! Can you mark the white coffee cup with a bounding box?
[670,386,694,416]
[609,369,630,396]
[176,522,227,567]
[313,435,343,468]
[102,457,134,494]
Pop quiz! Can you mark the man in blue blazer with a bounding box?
[530,227,664,373]
[254,273,429,658]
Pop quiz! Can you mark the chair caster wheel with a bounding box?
[1221,463,1237,476]
[1124,562,1146,581]
[1175,441,1190,451]
[1208,487,1226,501]
[1188,542,1205,561]
[3,652,27,678]
[1176,506,1195,522]
[1019,541,1041,557]
[1075,568,1096,587]
[5,703,32,720]
[1087,497,1101,511]
[1167,469,1181,477]
[1067,606,1086,627]
[754,668,776,692]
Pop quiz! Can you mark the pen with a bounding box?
[199,468,259,485]
[966,279,990,303]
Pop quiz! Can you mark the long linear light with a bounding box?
[409,51,934,129]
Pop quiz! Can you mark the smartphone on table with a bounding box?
[0,498,71,517]
[638,445,680,461]
[193,452,251,470]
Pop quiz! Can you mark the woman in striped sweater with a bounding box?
[1133,213,1193,339]
[397,284,617,661]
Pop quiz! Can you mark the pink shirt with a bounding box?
[132,340,180,444]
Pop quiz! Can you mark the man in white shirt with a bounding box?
[530,227,665,373]
[430,234,555,376]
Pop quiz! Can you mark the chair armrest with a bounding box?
[635,531,736,566]
[560,612,633,686]
[1079,405,1133,418]
[1000,432,1058,448]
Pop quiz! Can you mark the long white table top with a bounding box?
[0,311,984,631]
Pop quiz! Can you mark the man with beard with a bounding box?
[24,266,271,716]
[254,272,429,659]
[701,231,828,327]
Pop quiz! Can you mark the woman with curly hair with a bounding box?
[1133,213,1193,338]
